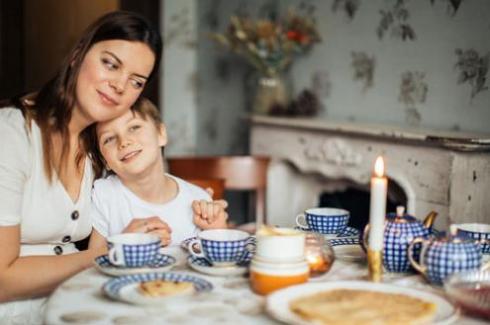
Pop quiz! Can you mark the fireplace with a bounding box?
[250,116,490,231]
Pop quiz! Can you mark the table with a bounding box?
[44,247,487,325]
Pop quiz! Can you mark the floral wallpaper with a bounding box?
[193,0,490,155]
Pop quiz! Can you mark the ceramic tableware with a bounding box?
[255,226,305,263]
[103,272,213,305]
[107,233,161,267]
[363,206,437,273]
[266,281,458,325]
[187,256,249,276]
[296,208,349,235]
[409,235,482,285]
[454,223,490,255]
[187,229,254,267]
[94,253,176,276]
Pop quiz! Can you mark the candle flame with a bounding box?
[374,156,385,177]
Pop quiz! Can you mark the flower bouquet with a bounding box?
[210,9,321,77]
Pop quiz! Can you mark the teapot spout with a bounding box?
[423,211,438,229]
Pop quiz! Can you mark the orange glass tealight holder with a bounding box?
[304,233,334,277]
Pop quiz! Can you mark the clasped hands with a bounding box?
[122,196,228,246]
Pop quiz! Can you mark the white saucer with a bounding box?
[94,253,176,276]
[187,256,248,276]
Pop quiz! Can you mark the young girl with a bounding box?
[88,98,228,248]
[0,11,161,322]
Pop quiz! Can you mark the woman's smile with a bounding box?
[97,90,119,106]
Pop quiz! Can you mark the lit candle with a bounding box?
[368,156,387,281]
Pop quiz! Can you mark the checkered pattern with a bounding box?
[457,228,490,254]
[329,237,360,247]
[189,255,250,267]
[383,219,430,273]
[201,237,254,264]
[305,213,349,234]
[103,272,213,300]
[96,253,175,269]
[108,241,161,268]
[337,226,360,238]
[425,241,482,285]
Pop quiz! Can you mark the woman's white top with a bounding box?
[0,107,93,324]
[91,174,209,246]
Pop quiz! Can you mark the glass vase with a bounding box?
[252,75,288,115]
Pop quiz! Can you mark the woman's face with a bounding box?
[75,40,155,125]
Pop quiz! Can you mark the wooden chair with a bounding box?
[186,178,225,200]
[167,156,270,225]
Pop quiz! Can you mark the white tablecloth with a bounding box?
[44,247,487,325]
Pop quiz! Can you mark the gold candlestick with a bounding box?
[367,249,382,282]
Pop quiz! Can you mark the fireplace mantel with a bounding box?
[250,116,490,230]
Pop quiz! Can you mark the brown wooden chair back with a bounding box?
[167,156,270,223]
[186,178,225,200]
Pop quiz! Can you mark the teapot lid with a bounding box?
[386,206,418,223]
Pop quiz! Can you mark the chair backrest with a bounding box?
[186,178,225,200]
[167,156,270,224]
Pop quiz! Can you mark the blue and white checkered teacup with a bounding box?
[295,208,350,235]
[408,237,482,285]
[107,233,161,267]
[454,223,490,255]
[188,229,255,267]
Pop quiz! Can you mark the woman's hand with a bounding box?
[122,216,172,246]
[192,199,229,230]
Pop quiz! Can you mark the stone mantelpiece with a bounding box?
[250,116,490,230]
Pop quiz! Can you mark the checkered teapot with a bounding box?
[408,227,482,285]
[363,206,437,273]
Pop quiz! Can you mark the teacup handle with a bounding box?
[408,238,427,275]
[108,246,125,266]
[187,238,205,258]
[244,236,256,254]
[295,214,308,229]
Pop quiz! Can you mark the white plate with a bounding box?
[266,281,458,325]
[94,253,176,276]
[187,256,248,276]
[103,272,213,305]
[333,244,366,262]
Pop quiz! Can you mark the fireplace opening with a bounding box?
[318,179,407,232]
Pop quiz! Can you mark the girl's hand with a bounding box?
[192,200,228,230]
[122,216,172,246]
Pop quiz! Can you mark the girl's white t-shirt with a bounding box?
[91,174,210,246]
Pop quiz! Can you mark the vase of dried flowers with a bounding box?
[210,9,320,115]
[253,75,288,115]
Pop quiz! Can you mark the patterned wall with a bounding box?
[194,0,490,155]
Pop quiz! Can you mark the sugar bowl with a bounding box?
[408,230,482,285]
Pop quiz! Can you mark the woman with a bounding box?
[0,11,163,323]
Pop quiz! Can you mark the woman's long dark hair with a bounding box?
[28,11,162,181]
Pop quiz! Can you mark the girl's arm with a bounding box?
[0,226,105,302]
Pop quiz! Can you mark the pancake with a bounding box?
[290,289,436,325]
[139,280,194,297]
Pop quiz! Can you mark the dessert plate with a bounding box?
[103,272,213,305]
[267,281,458,325]
[94,253,176,276]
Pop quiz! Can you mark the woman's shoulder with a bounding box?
[0,106,28,126]
[0,106,33,144]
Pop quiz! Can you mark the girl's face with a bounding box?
[96,110,166,180]
[75,40,155,126]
